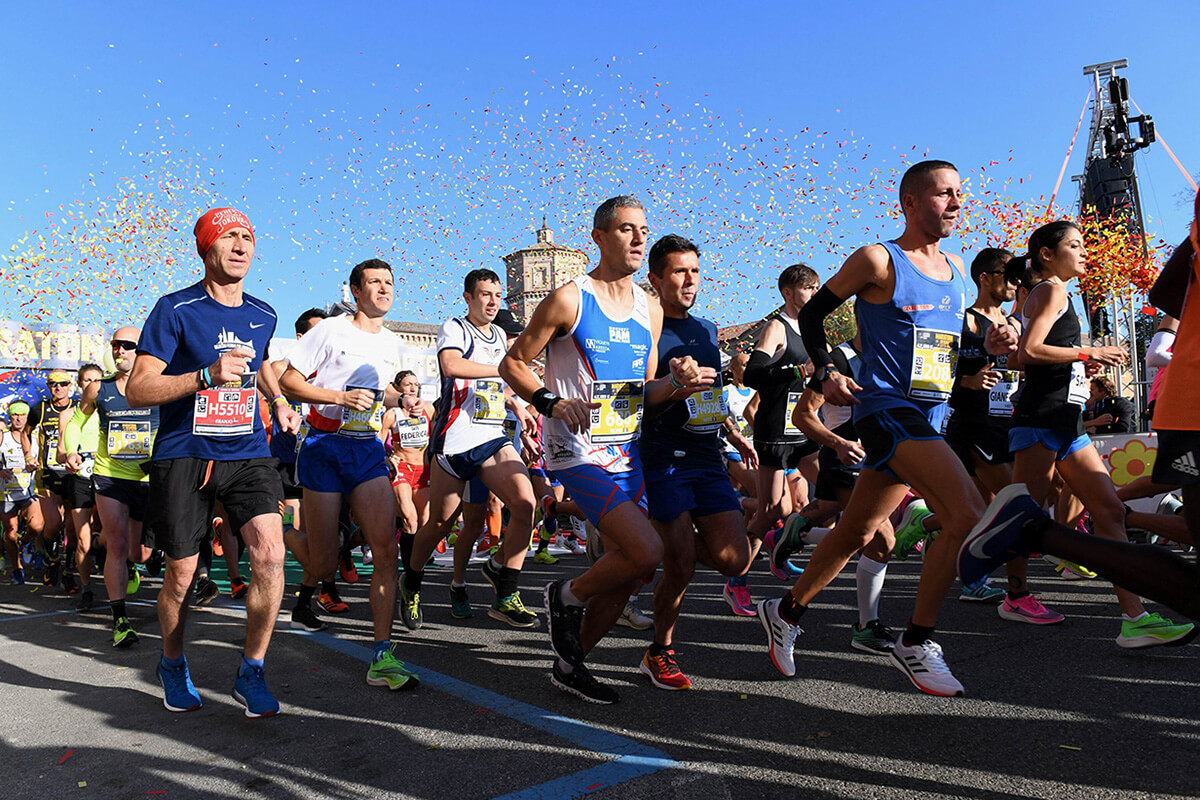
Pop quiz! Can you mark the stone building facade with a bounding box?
[503,219,589,325]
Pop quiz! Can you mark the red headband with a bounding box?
[194,207,255,258]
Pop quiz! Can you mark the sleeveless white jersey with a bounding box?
[431,317,509,455]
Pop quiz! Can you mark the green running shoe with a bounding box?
[893,501,932,561]
[449,584,473,619]
[113,616,139,649]
[850,619,896,654]
[1116,612,1198,649]
[489,592,538,628]
[366,646,420,691]
[126,568,142,597]
[534,550,559,565]
[398,581,422,630]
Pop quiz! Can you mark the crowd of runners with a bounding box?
[2,161,1198,715]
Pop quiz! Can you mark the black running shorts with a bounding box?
[1152,429,1200,487]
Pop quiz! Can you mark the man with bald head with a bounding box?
[64,326,158,646]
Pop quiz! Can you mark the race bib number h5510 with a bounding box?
[193,374,257,438]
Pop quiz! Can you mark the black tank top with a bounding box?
[1011,282,1086,434]
[950,309,1019,420]
[754,312,809,444]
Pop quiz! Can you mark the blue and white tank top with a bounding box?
[543,275,653,472]
[854,240,969,423]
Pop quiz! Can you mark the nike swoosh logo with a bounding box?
[967,516,1020,559]
[975,447,993,461]
[249,322,265,329]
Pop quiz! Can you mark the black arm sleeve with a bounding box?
[798,285,846,371]
[743,349,797,391]
[1148,237,1193,319]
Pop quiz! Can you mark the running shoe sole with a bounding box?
[888,648,964,697]
[997,603,1065,625]
[550,671,618,705]
[638,659,692,691]
[488,607,539,628]
[1117,627,1199,650]
[232,688,282,718]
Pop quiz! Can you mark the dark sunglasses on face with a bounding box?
[48,381,71,388]
[111,340,138,351]
[982,270,1019,284]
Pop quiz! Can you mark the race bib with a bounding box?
[78,455,95,479]
[1067,361,1089,407]
[910,328,960,402]
[472,379,506,425]
[339,385,385,438]
[987,370,1020,417]
[193,374,257,438]
[394,415,429,450]
[784,391,803,436]
[107,420,153,461]
[589,380,644,444]
[684,381,728,434]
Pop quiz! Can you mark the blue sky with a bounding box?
[2,2,1197,331]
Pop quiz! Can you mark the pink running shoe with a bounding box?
[723,580,756,617]
[997,594,1065,625]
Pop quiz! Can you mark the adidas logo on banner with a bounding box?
[1173,452,1199,477]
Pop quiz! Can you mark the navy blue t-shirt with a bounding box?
[138,281,277,461]
[640,314,726,470]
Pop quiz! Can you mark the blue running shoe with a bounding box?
[958,484,1043,586]
[158,657,202,713]
[232,664,281,718]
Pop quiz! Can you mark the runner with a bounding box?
[21,369,78,585]
[63,328,158,646]
[58,363,103,602]
[639,233,753,690]
[127,207,301,717]
[383,370,434,548]
[500,195,712,703]
[400,269,540,631]
[1,402,36,584]
[939,248,1042,609]
[719,352,759,498]
[732,265,821,613]
[972,220,1192,646]
[280,259,420,691]
[757,160,1017,696]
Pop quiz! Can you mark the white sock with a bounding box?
[856,555,888,628]
[802,526,832,545]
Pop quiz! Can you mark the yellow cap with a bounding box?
[47,371,71,383]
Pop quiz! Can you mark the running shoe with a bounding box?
[11,567,25,585]
[481,558,501,592]
[290,602,326,632]
[362,545,374,566]
[892,500,932,560]
[157,657,202,712]
[957,483,1042,586]
[42,559,60,588]
[126,566,141,597]
[230,577,249,600]
[398,580,423,630]
[77,588,94,611]
[639,648,692,690]
[764,527,805,580]
[850,619,896,654]
[583,520,603,564]
[959,578,1006,603]
[61,570,77,594]
[232,664,281,718]
[889,638,964,697]
[1157,493,1183,517]
[1116,612,1197,649]
[534,549,559,565]
[723,579,756,617]
[317,589,350,614]
[489,593,539,628]
[112,616,139,648]
[366,646,420,691]
[193,575,219,606]
[449,585,474,619]
[144,550,164,577]
[339,553,359,584]
[212,532,224,558]
[757,597,801,677]
[998,594,1066,625]
[551,661,618,705]
[447,532,459,546]
[1043,555,1097,580]
[564,537,585,556]
[616,598,653,630]
[544,579,585,666]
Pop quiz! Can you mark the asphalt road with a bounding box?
[2,543,1198,800]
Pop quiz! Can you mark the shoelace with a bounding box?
[914,641,952,675]
[652,652,682,676]
[240,665,268,692]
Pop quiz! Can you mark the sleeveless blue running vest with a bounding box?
[854,240,969,422]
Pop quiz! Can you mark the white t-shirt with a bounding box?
[286,316,404,438]
[431,317,509,455]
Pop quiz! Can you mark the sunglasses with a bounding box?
[982,270,1019,284]
[111,340,138,351]
[48,381,71,388]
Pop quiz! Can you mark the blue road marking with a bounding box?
[299,629,676,798]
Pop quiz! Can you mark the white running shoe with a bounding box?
[889,638,964,697]
[757,598,800,677]
[617,598,653,630]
